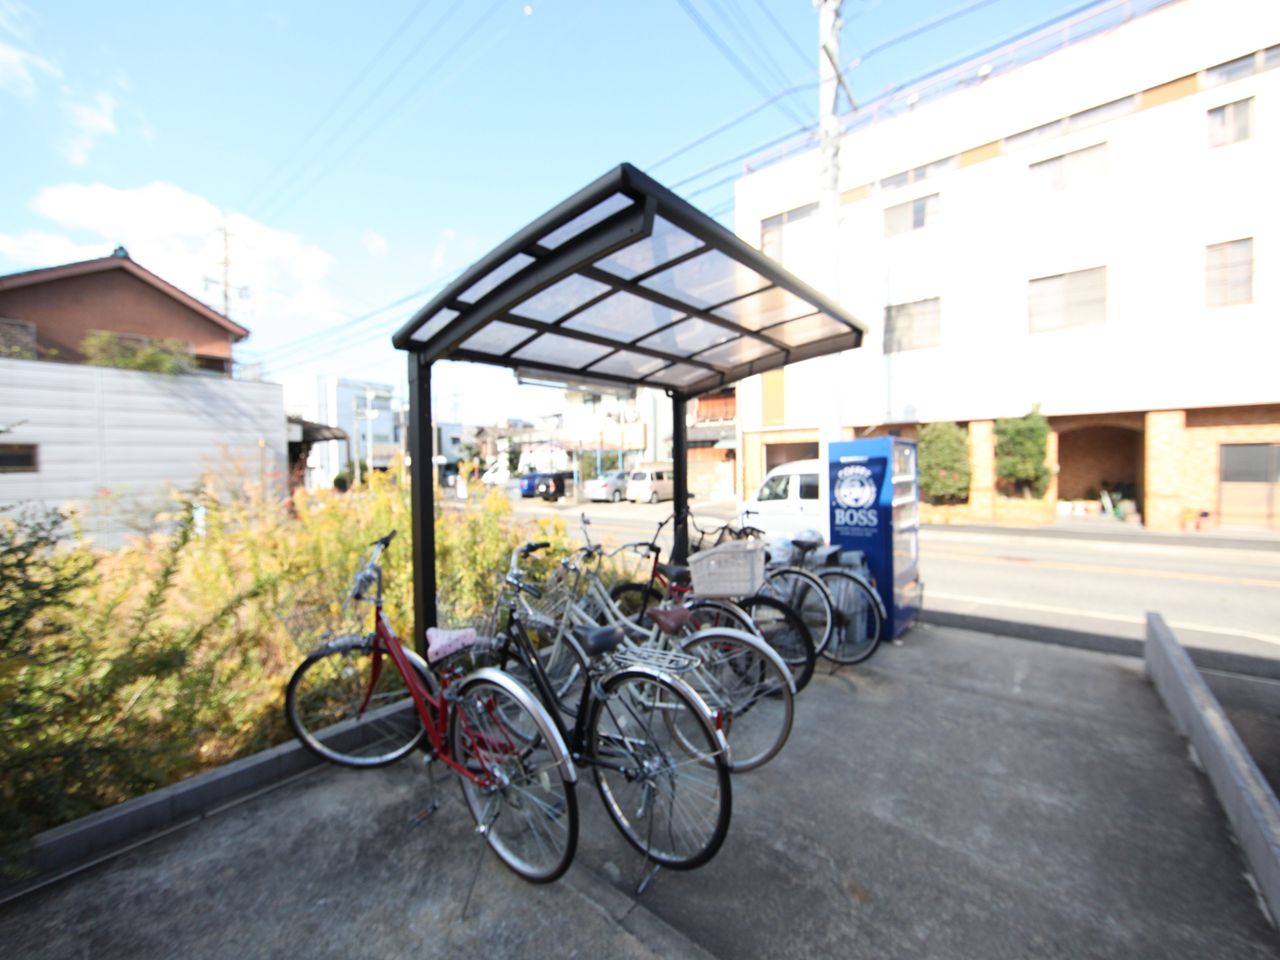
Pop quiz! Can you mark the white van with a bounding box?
[740,459,825,540]
[625,462,674,503]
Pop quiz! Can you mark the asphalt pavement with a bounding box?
[3,623,1276,959]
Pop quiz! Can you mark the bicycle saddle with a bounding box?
[791,539,821,553]
[656,562,691,584]
[644,606,693,636]
[571,624,626,658]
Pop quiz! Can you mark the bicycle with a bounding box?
[284,531,580,883]
[489,542,732,871]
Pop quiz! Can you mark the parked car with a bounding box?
[740,459,825,540]
[481,463,511,486]
[583,470,628,502]
[625,462,674,503]
[520,471,570,501]
[519,473,543,498]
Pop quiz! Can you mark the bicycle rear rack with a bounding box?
[611,644,699,675]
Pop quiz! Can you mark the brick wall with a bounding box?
[1057,426,1143,501]
[1183,405,1280,523]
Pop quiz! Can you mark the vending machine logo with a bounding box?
[834,464,877,509]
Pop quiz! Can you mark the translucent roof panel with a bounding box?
[644,363,711,387]
[594,216,703,280]
[696,336,779,369]
[638,317,735,355]
[562,291,684,341]
[540,194,635,249]
[640,249,771,310]
[515,274,612,322]
[764,312,850,348]
[459,319,534,356]
[458,253,535,304]
[512,332,614,367]
[394,164,864,397]
[588,350,670,379]
[410,307,459,343]
[714,286,816,331]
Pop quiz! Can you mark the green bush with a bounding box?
[918,422,970,503]
[82,331,195,375]
[995,405,1051,498]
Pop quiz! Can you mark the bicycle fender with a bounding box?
[686,598,765,639]
[459,667,578,784]
[679,627,798,696]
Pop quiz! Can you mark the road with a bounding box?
[486,488,1280,661]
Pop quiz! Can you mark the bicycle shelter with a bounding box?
[393,163,867,647]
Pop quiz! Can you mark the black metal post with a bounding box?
[408,352,436,654]
[671,393,689,564]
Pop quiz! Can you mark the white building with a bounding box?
[285,375,399,487]
[732,0,1280,530]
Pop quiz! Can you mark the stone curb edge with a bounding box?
[1145,611,1280,927]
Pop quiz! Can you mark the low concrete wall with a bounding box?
[1146,612,1280,925]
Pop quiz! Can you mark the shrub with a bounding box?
[82,331,195,375]
[995,405,1051,498]
[918,422,970,503]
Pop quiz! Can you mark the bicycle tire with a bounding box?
[738,594,815,692]
[684,597,759,637]
[760,566,834,656]
[818,569,885,665]
[677,630,795,773]
[609,582,665,624]
[451,673,579,883]
[285,635,428,768]
[589,668,731,870]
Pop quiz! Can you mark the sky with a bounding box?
[0,0,1094,422]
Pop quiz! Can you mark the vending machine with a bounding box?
[827,437,923,640]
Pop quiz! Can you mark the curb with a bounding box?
[922,522,1280,552]
[1,735,324,906]
[917,609,1280,681]
[1145,612,1280,926]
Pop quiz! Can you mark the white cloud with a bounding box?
[361,230,389,258]
[3,181,346,358]
[0,38,57,97]
[64,92,117,165]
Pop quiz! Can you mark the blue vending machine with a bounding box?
[827,437,923,640]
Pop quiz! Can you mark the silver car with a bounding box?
[583,469,628,502]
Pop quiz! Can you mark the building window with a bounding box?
[884,194,938,237]
[884,298,941,353]
[1205,53,1257,86]
[1206,238,1253,306]
[1208,98,1251,146]
[760,203,817,262]
[1030,143,1105,191]
[1029,267,1106,332]
[1221,444,1279,483]
[799,474,819,500]
[879,156,956,191]
[0,444,38,473]
[758,473,789,501]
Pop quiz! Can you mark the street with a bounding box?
[484,488,1280,662]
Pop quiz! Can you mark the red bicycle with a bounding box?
[285,531,579,883]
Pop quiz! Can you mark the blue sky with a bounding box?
[0,0,1090,420]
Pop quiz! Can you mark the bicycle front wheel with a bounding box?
[819,569,885,665]
[678,631,794,773]
[589,669,731,870]
[451,674,579,884]
[739,594,815,692]
[285,636,427,768]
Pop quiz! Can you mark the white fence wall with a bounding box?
[0,358,286,546]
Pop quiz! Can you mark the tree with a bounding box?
[995,405,1051,498]
[82,332,195,375]
[918,422,969,503]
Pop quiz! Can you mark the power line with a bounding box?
[703,0,802,102]
[848,0,1003,68]
[241,0,437,213]
[670,122,817,190]
[747,0,812,69]
[255,0,507,222]
[674,0,810,129]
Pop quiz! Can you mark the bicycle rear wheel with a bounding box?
[285,636,427,768]
[760,566,834,656]
[819,569,885,665]
[451,674,579,884]
[677,631,794,773]
[739,594,815,692]
[589,669,731,870]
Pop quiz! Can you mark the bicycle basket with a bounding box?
[688,540,766,597]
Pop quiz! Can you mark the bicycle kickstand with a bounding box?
[408,753,441,827]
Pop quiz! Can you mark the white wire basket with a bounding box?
[688,539,766,598]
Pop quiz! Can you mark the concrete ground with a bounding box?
[3,623,1277,959]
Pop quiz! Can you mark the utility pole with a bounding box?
[352,396,362,486]
[365,387,378,481]
[817,0,845,297]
